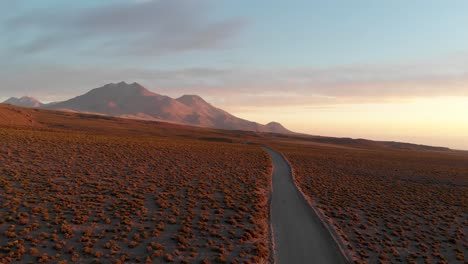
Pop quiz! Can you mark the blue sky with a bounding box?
[1,0,468,148]
[4,0,468,68]
[217,0,468,67]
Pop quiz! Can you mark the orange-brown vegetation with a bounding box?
[2,103,467,263]
[0,105,42,127]
[0,105,272,263]
[275,142,468,263]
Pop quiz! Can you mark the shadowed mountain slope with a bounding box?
[3,96,43,108]
[38,82,292,134]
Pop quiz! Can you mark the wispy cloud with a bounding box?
[143,62,468,102]
[2,60,468,106]
[4,0,245,57]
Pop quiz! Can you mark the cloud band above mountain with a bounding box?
[4,0,245,57]
[2,60,468,107]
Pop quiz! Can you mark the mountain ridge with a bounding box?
[4,96,43,108]
[3,82,293,134]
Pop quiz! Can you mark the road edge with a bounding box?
[263,147,277,264]
[271,147,354,264]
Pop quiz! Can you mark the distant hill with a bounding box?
[6,82,292,134]
[273,134,451,152]
[0,104,42,127]
[0,103,453,151]
[3,96,43,108]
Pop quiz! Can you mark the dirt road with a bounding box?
[263,147,348,264]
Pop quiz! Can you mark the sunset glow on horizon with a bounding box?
[1,0,468,149]
[232,96,468,150]
[1,4,468,262]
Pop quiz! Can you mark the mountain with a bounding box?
[44,82,193,120]
[175,94,291,133]
[41,82,292,134]
[265,122,288,132]
[3,96,43,108]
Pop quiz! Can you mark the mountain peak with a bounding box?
[264,121,292,134]
[266,121,282,127]
[95,82,156,97]
[113,81,142,87]
[176,94,209,106]
[105,81,142,88]
[3,96,43,108]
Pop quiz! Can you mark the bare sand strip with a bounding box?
[263,147,349,264]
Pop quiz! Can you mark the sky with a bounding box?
[1,0,468,149]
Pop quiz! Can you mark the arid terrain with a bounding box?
[272,140,468,263]
[3,1,468,263]
[0,105,272,263]
[1,104,467,263]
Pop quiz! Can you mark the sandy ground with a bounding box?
[263,147,348,264]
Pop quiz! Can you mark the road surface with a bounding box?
[263,147,348,264]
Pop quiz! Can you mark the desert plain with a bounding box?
[0,104,467,263]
